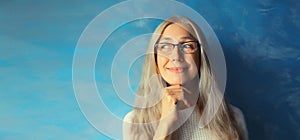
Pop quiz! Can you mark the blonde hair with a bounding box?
[131,16,244,140]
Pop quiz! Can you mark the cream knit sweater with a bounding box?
[123,105,248,140]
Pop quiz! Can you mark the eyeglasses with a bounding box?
[154,41,199,55]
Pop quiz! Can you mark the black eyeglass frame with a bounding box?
[154,41,200,54]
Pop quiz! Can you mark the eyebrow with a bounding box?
[159,36,196,42]
[180,36,195,40]
[159,37,173,41]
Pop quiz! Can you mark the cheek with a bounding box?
[186,54,200,73]
[192,52,200,70]
[157,55,168,71]
[194,54,201,70]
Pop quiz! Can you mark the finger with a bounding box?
[164,87,186,106]
[180,86,193,94]
[165,88,183,95]
[163,87,178,95]
[166,84,195,95]
[166,94,179,105]
[165,88,184,98]
[166,90,183,101]
[167,90,183,97]
[181,98,191,108]
[166,85,193,96]
[168,89,193,109]
[174,99,178,105]
[167,95,183,108]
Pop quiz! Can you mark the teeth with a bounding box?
[168,68,184,72]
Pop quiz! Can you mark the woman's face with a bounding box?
[156,23,200,86]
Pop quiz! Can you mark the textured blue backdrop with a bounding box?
[0,0,299,140]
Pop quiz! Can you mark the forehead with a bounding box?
[160,23,195,42]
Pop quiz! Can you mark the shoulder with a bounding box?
[123,111,135,133]
[122,111,153,140]
[229,105,249,140]
[123,111,135,140]
[123,111,135,123]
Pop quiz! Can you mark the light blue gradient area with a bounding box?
[1,0,300,140]
[0,0,126,139]
[0,0,162,139]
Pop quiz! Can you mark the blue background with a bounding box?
[1,0,299,139]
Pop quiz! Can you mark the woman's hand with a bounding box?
[154,85,197,140]
[161,85,190,121]
[161,85,196,122]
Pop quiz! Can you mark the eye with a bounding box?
[182,44,192,49]
[158,43,172,51]
[161,44,170,49]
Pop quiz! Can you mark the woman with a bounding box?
[123,16,248,140]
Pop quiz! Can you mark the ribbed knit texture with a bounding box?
[174,109,218,140]
[123,105,248,140]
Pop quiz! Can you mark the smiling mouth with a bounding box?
[167,67,186,73]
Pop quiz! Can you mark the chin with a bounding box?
[161,73,194,86]
[166,79,188,86]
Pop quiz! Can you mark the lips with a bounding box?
[167,67,186,73]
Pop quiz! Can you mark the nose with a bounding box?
[169,45,183,61]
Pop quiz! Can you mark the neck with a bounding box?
[182,77,200,107]
[182,77,200,93]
